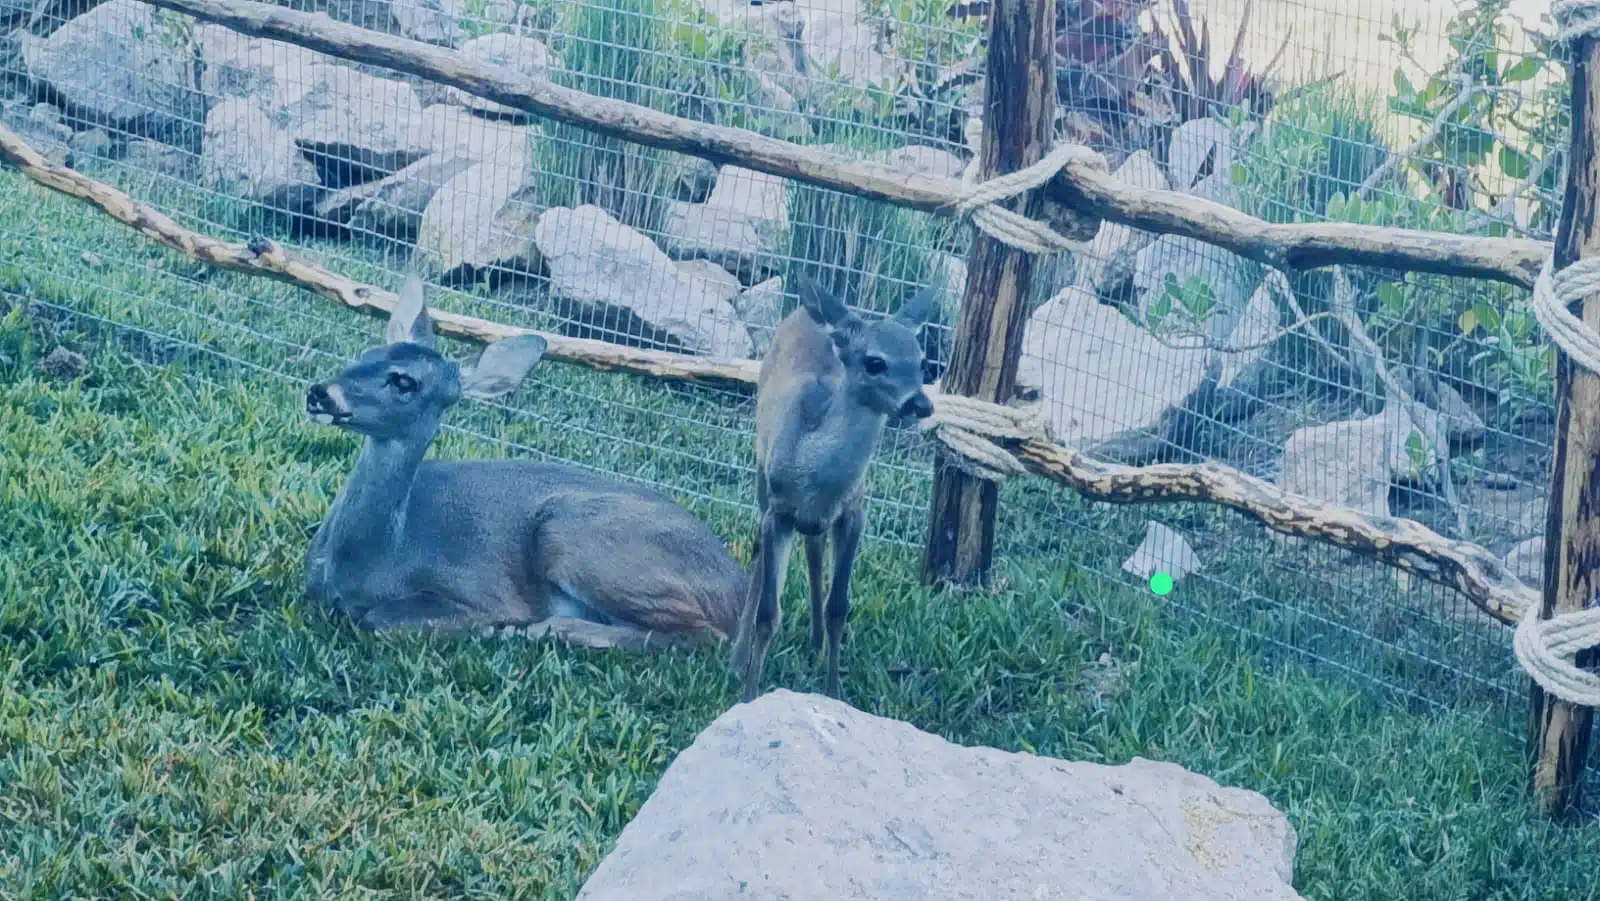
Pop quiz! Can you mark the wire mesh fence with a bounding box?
[0,0,1574,742]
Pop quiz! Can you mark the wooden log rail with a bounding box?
[0,121,1537,627]
[136,0,1553,288]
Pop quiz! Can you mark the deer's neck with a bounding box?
[803,378,888,484]
[324,433,432,565]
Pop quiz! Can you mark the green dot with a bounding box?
[1149,572,1174,596]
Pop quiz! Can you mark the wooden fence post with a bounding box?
[921,0,1055,586]
[1530,34,1600,819]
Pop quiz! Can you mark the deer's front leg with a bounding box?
[730,509,795,703]
[803,533,827,654]
[823,503,865,700]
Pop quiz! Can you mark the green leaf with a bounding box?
[1458,308,1478,334]
[1230,163,1249,187]
[1499,145,1532,180]
[1377,282,1405,314]
[1326,192,1347,221]
[1502,54,1543,83]
[1473,301,1502,334]
[1392,69,1416,101]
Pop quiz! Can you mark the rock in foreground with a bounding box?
[577,690,1302,901]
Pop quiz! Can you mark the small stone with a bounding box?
[37,346,89,381]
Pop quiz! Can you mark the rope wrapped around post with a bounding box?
[1514,247,1600,706]
[1500,0,1600,709]
[918,393,1050,483]
[949,117,1107,255]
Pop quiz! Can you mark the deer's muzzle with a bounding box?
[901,391,934,420]
[305,382,352,425]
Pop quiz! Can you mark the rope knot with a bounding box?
[1514,604,1600,707]
[921,392,1051,482]
[952,134,1107,256]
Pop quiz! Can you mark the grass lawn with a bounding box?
[1,168,1599,899]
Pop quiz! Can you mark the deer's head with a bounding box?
[306,276,549,441]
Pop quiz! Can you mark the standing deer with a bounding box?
[730,273,938,702]
[302,275,748,650]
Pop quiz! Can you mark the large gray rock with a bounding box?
[577,690,1301,901]
[1074,150,1167,296]
[290,67,429,177]
[389,0,464,47]
[732,275,786,358]
[441,34,555,118]
[696,0,898,92]
[415,137,539,277]
[318,153,480,240]
[1505,536,1544,587]
[320,106,528,239]
[22,0,202,137]
[2,100,71,166]
[535,205,754,359]
[1017,285,1274,446]
[1275,405,1437,518]
[660,165,789,282]
[1,0,31,29]
[199,99,318,208]
[196,24,325,110]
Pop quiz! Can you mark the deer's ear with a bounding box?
[459,334,548,400]
[388,275,438,349]
[893,278,942,334]
[794,272,851,328]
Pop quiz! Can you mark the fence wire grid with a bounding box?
[0,0,1578,741]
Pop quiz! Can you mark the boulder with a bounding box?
[733,276,786,358]
[291,68,430,181]
[1,0,30,29]
[409,103,528,160]
[389,0,464,47]
[660,165,789,282]
[21,0,202,138]
[319,153,480,240]
[199,99,319,209]
[66,126,114,169]
[441,34,555,118]
[327,0,462,45]
[1505,536,1543,587]
[796,0,898,89]
[577,690,1301,901]
[535,205,754,358]
[320,107,528,239]
[123,137,196,182]
[2,100,71,166]
[1275,405,1436,518]
[415,137,540,278]
[196,24,325,111]
[1167,117,1237,192]
[1018,286,1272,447]
[1074,150,1166,296]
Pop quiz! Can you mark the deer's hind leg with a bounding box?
[511,617,709,652]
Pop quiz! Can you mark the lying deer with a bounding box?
[303,275,748,650]
[730,273,938,701]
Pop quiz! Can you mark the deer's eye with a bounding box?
[387,372,419,393]
[863,355,887,375]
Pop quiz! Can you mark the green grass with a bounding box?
[2,167,1599,898]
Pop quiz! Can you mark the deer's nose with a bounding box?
[902,391,935,420]
[306,383,331,408]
